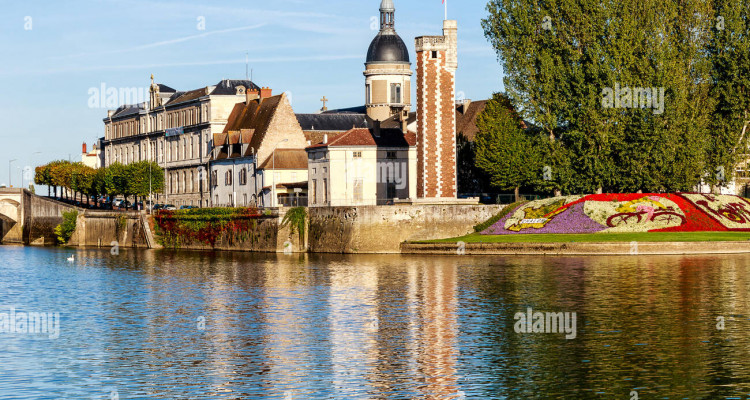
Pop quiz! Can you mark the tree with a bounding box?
[475,93,544,201]
[706,0,750,192]
[482,0,723,194]
[126,161,164,209]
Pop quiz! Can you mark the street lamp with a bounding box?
[271,139,289,208]
[17,166,22,189]
[8,159,17,188]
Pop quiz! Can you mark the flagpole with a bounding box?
[444,0,447,20]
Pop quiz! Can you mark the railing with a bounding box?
[277,197,308,207]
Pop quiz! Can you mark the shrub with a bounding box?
[54,210,78,244]
[281,207,307,242]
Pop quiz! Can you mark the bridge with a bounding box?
[0,188,80,245]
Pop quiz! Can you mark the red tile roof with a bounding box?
[307,128,416,149]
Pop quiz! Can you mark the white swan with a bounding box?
[67,255,75,262]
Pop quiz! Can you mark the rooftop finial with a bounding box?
[379,0,395,31]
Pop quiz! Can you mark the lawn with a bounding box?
[418,231,750,244]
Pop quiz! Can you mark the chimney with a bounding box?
[246,88,260,104]
[259,87,273,101]
[323,134,328,144]
[82,143,87,154]
[373,120,381,138]
[400,110,408,133]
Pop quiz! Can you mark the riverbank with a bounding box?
[402,232,750,255]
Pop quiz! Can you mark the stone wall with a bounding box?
[26,193,80,245]
[0,189,80,245]
[308,204,504,253]
[67,211,148,248]
[150,208,307,253]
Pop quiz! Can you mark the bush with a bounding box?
[474,201,526,233]
[281,207,307,242]
[54,210,78,244]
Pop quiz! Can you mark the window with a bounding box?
[311,179,317,204]
[211,171,218,187]
[390,83,402,104]
[386,151,397,159]
[431,51,438,59]
[323,179,328,204]
[366,84,371,104]
[239,168,247,185]
[323,167,328,174]
[225,170,232,186]
[312,168,317,175]
[353,151,362,158]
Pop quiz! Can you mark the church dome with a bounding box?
[366,32,410,64]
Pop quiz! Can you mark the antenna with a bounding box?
[245,52,249,81]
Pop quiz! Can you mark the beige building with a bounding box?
[101,76,259,207]
[307,128,416,206]
[209,91,310,208]
[80,142,103,169]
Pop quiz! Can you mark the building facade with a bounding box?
[209,92,309,208]
[101,77,259,207]
[307,128,416,206]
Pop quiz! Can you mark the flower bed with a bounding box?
[481,193,750,235]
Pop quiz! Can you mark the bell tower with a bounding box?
[364,0,412,123]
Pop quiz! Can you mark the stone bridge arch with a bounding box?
[0,198,21,243]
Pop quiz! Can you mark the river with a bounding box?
[0,245,749,399]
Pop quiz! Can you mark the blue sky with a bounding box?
[0,0,503,187]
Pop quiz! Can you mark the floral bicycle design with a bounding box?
[606,206,686,227]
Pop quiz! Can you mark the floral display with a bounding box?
[481,193,750,235]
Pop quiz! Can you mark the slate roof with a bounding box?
[211,79,261,95]
[307,128,416,149]
[296,113,368,132]
[258,149,308,170]
[157,84,177,93]
[167,88,209,106]
[111,104,145,119]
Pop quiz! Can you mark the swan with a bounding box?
[67,255,75,262]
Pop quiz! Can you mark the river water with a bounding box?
[0,245,749,399]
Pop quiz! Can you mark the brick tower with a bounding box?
[415,20,458,199]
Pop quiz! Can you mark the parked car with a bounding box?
[164,205,177,211]
[179,205,197,210]
[152,204,165,211]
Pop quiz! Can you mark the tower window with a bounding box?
[431,51,438,59]
[366,84,371,104]
[390,83,402,104]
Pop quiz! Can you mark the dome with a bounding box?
[366,32,410,64]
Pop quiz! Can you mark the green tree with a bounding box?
[475,93,544,201]
[482,0,720,194]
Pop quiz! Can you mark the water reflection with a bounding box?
[0,246,749,398]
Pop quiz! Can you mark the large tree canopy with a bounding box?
[482,0,749,194]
